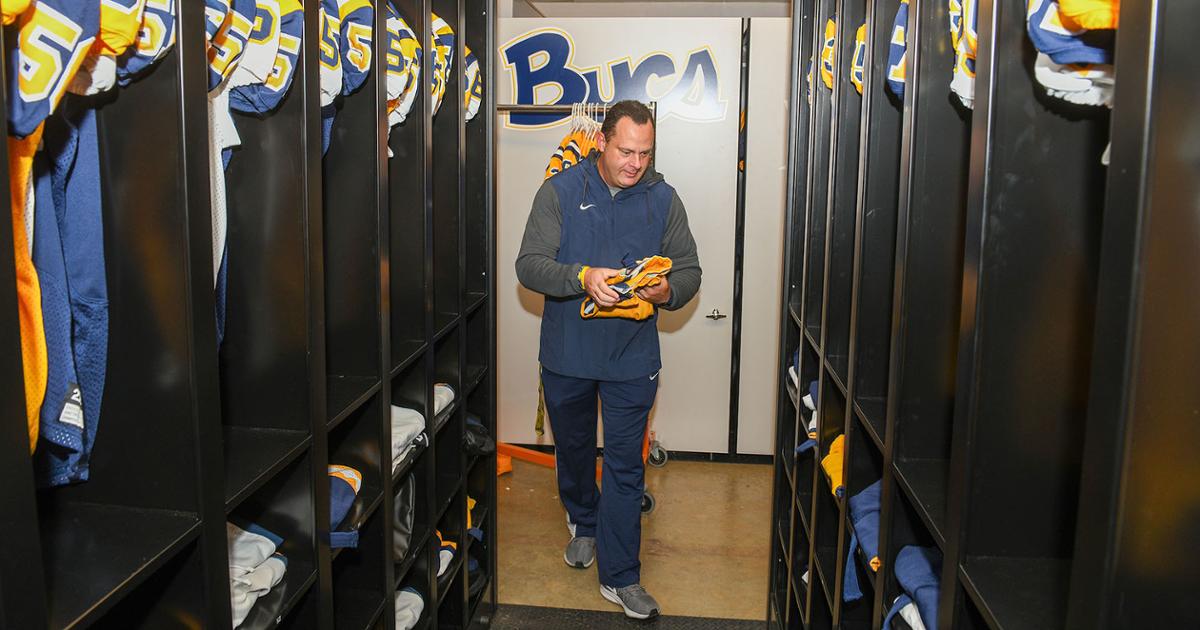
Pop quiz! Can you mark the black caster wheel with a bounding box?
[648,443,668,468]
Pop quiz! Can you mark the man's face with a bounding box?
[595,117,655,188]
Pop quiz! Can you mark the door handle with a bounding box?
[706,309,727,321]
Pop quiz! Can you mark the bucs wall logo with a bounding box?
[500,27,727,128]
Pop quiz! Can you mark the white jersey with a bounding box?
[228,0,281,90]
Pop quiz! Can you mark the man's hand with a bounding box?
[637,277,671,305]
[584,267,622,307]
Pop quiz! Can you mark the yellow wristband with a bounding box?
[578,266,590,291]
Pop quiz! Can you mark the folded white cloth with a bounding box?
[438,547,454,577]
[227,523,277,579]
[434,383,455,416]
[895,597,927,630]
[392,404,425,453]
[227,523,287,628]
[1034,53,1114,107]
[392,434,428,472]
[395,587,425,630]
[231,554,287,628]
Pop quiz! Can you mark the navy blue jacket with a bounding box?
[540,158,675,380]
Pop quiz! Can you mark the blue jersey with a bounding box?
[886,0,908,98]
[1026,0,1112,65]
[33,101,109,487]
[386,6,421,127]
[206,0,228,42]
[117,0,177,86]
[6,0,100,137]
[208,0,256,90]
[231,0,301,114]
[337,0,373,96]
[463,46,482,121]
[430,12,456,115]
[850,23,866,95]
[318,0,342,106]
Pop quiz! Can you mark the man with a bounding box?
[515,100,702,619]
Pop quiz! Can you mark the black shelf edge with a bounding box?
[852,397,886,453]
[43,506,201,629]
[777,521,789,556]
[463,366,487,398]
[850,414,884,459]
[238,563,317,630]
[366,596,389,629]
[790,575,807,614]
[332,586,386,630]
[787,381,801,411]
[395,528,433,581]
[959,556,1071,630]
[892,458,949,549]
[467,574,493,622]
[390,341,428,380]
[823,359,849,399]
[391,439,428,487]
[433,401,459,434]
[433,315,461,344]
[781,445,796,486]
[804,327,820,354]
[795,488,813,539]
[326,375,381,430]
[465,292,488,315]
[329,487,382,564]
[223,427,311,511]
[809,546,837,615]
[467,506,490,541]
[436,479,464,523]
[789,302,803,329]
[436,554,467,608]
[467,452,492,477]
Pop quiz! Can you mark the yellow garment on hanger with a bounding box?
[820,17,837,90]
[580,256,672,322]
[1058,0,1118,30]
[821,434,845,498]
[8,128,48,452]
[545,129,598,180]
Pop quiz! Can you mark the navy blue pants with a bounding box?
[542,367,658,588]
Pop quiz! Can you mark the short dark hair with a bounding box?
[601,100,655,140]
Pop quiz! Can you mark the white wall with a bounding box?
[527,1,788,18]
[494,17,788,455]
[736,18,789,454]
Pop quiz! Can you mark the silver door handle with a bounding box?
[706,309,727,320]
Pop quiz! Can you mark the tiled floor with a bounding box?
[496,457,773,621]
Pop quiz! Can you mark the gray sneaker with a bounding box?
[600,583,660,619]
[564,536,595,568]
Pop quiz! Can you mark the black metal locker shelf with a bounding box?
[223,428,311,509]
[42,509,201,629]
[0,0,496,627]
[328,377,384,428]
[767,0,1189,628]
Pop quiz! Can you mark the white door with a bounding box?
[496,18,782,455]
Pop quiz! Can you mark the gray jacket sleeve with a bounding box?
[662,191,702,311]
[515,181,586,298]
